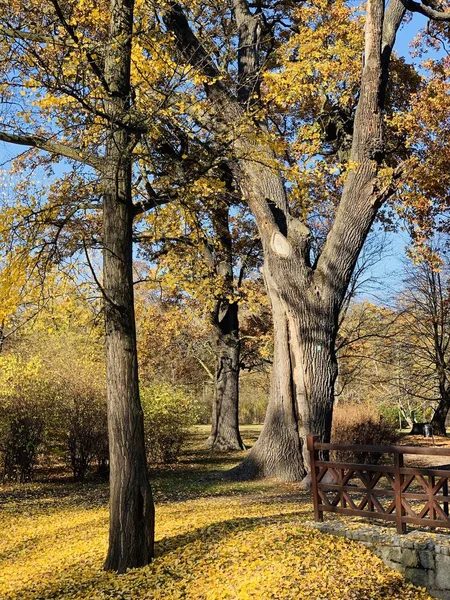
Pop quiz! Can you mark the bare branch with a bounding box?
[0,130,103,169]
[403,0,450,21]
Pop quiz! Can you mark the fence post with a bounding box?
[444,479,449,517]
[307,434,323,522]
[394,451,406,534]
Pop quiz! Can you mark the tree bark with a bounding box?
[232,226,338,480]
[231,274,305,480]
[207,302,244,451]
[164,0,405,481]
[103,0,154,573]
[207,196,244,451]
[232,0,388,480]
[431,389,450,436]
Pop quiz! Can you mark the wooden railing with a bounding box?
[307,434,450,533]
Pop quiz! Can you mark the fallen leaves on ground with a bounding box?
[0,482,432,600]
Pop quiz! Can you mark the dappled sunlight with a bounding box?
[0,440,432,600]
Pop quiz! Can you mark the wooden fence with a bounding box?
[307,434,450,533]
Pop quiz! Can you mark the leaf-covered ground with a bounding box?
[0,427,433,600]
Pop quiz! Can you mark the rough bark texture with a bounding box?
[431,393,450,436]
[207,302,244,451]
[233,0,390,480]
[103,0,154,572]
[232,273,305,480]
[207,199,244,451]
[165,0,406,481]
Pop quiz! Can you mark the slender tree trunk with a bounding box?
[103,0,154,573]
[206,195,244,451]
[207,302,244,451]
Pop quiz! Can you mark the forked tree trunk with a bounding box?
[164,0,405,482]
[207,302,244,451]
[233,0,391,481]
[103,0,154,573]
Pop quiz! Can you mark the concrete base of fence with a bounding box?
[304,520,450,599]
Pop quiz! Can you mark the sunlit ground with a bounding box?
[0,427,432,600]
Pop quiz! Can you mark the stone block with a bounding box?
[419,549,435,570]
[402,548,419,568]
[416,540,434,551]
[436,555,450,590]
[384,559,405,573]
[405,567,430,589]
[379,546,403,563]
[430,589,450,600]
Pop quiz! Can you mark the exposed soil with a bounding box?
[398,433,450,469]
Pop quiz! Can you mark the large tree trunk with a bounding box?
[232,250,338,480]
[431,387,450,436]
[207,302,244,451]
[232,0,394,482]
[103,0,154,573]
[164,0,405,482]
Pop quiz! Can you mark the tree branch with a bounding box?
[315,0,404,304]
[163,3,238,120]
[49,0,110,91]
[231,0,263,105]
[0,130,103,169]
[403,0,450,21]
[0,26,77,46]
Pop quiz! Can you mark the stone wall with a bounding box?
[304,521,450,599]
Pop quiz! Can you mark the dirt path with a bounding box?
[399,434,450,469]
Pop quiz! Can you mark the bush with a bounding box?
[379,404,403,427]
[141,383,198,463]
[0,348,109,482]
[64,392,108,481]
[0,357,54,482]
[332,403,400,464]
[0,393,46,482]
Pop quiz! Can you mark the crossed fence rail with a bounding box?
[307,434,450,534]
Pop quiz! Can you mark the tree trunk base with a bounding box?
[410,423,427,435]
[228,432,306,482]
[430,422,448,437]
[207,434,245,452]
[104,482,154,574]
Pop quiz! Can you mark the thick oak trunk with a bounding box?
[431,392,450,436]
[231,277,304,480]
[103,0,154,573]
[164,0,403,483]
[232,258,338,481]
[207,303,244,451]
